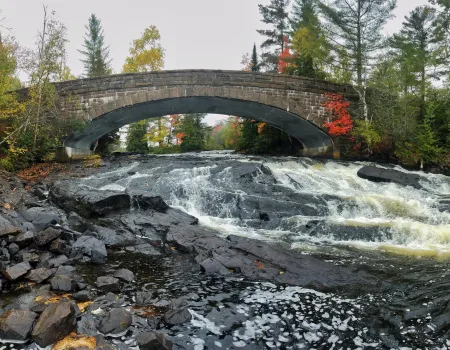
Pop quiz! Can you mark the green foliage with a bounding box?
[177,114,206,152]
[352,120,382,155]
[126,120,149,153]
[95,130,121,156]
[251,44,260,72]
[0,158,14,172]
[236,120,259,152]
[79,14,112,78]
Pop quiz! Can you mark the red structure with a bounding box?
[278,36,291,73]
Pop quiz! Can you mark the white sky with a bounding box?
[1,0,429,125]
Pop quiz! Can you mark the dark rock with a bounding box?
[44,254,69,268]
[71,235,107,264]
[33,187,47,200]
[49,238,67,254]
[39,251,55,265]
[50,275,78,292]
[77,313,98,336]
[34,227,61,246]
[125,243,161,255]
[31,301,79,347]
[136,291,154,306]
[27,268,54,284]
[97,308,132,335]
[19,252,40,264]
[94,225,137,247]
[0,214,21,237]
[13,231,34,247]
[73,290,94,302]
[94,334,117,349]
[96,276,120,292]
[0,310,38,341]
[54,265,76,276]
[7,243,19,256]
[3,261,31,281]
[200,258,230,275]
[22,207,65,231]
[137,331,173,350]
[357,165,425,189]
[113,268,134,283]
[49,181,131,218]
[133,193,169,212]
[67,211,87,232]
[162,308,192,326]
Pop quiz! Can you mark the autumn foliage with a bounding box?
[322,93,353,136]
[278,36,292,73]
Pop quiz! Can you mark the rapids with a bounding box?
[78,151,450,349]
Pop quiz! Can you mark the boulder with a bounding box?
[0,214,21,238]
[113,268,134,283]
[31,301,80,347]
[357,165,425,189]
[137,331,173,350]
[71,235,107,264]
[3,261,31,281]
[94,225,136,247]
[34,227,61,246]
[27,268,54,284]
[13,231,34,247]
[49,181,131,218]
[133,193,169,212]
[50,275,78,292]
[96,276,120,292]
[97,308,132,335]
[22,207,65,231]
[0,310,38,341]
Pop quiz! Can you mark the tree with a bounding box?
[79,14,112,78]
[318,0,397,120]
[126,120,149,153]
[122,26,165,73]
[146,117,171,147]
[257,0,290,71]
[177,113,206,152]
[251,43,260,72]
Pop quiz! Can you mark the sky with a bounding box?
[1,0,429,125]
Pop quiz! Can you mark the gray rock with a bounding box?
[137,331,173,350]
[113,268,134,283]
[94,225,137,247]
[19,252,40,264]
[13,231,34,247]
[50,275,78,292]
[200,258,230,275]
[0,310,38,341]
[357,165,425,189]
[136,291,154,306]
[71,235,107,264]
[0,214,21,237]
[49,238,67,254]
[97,308,132,335]
[31,301,80,347]
[73,290,94,302]
[7,243,19,256]
[26,268,54,284]
[77,313,98,336]
[34,227,61,246]
[96,276,120,292]
[67,211,87,232]
[3,261,31,281]
[162,308,192,326]
[44,254,68,268]
[54,265,76,276]
[22,207,64,231]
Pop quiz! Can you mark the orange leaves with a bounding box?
[322,93,353,136]
[278,36,292,74]
[17,163,65,183]
[257,123,267,134]
[254,260,265,269]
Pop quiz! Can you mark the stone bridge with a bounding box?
[30,70,356,159]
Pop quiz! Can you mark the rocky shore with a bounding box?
[0,154,447,349]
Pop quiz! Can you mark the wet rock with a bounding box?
[94,225,137,247]
[136,291,154,306]
[96,276,120,292]
[27,268,54,284]
[49,238,67,254]
[50,275,78,292]
[0,310,38,341]
[137,331,173,350]
[32,187,47,200]
[77,313,98,336]
[34,227,61,246]
[0,214,21,237]
[7,243,19,256]
[200,258,230,275]
[113,268,134,283]
[125,243,161,256]
[97,308,132,335]
[49,181,131,218]
[55,265,76,276]
[73,290,94,302]
[71,235,107,264]
[162,308,192,326]
[357,165,425,189]
[13,231,34,247]
[133,193,169,212]
[31,301,80,347]
[3,261,31,281]
[94,334,117,349]
[22,207,65,231]
[67,211,87,232]
[44,254,69,268]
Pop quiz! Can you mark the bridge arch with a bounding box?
[33,70,356,159]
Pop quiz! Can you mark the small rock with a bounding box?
[13,231,34,247]
[19,252,40,263]
[34,227,61,246]
[94,225,137,247]
[136,291,154,306]
[71,235,107,264]
[27,268,54,284]
[2,261,31,281]
[97,308,132,335]
[113,268,134,283]
[137,331,173,350]
[77,314,98,336]
[67,211,87,232]
[73,290,94,302]
[50,275,78,292]
[31,301,80,347]
[44,254,69,268]
[49,238,67,254]
[96,276,120,292]
[54,265,76,276]
[7,243,19,256]
[0,310,38,341]
[22,207,64,231]
[162,308,192,326]
[200,258,230,275]
[0,214,22,237]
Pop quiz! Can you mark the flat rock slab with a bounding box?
[27,268,54,284]
[113,268,134,283]
[0,214,21,237]
[0,310,38,341]
[97,276,120,292]
[3,261,31,281]
[357,165,425,189]
[34,227,61,246]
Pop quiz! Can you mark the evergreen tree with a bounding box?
[177,113,206,152]
[257,0,290,71]
[79,14,111,78]
[291,0,319,32]
[251,43,260,72]
[126,120,149,153]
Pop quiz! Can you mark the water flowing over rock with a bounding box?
[357,165,426,189]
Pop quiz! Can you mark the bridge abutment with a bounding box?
[56,146,93,162]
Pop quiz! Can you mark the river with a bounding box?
[73,151,450,349]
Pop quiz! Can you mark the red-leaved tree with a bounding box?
[322,93,353,136]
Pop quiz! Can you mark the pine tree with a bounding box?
[79,14,111,78]
[257,0,290,71]
[251,43,260,72]
[126,120,149,153]
[177,114,206,152]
